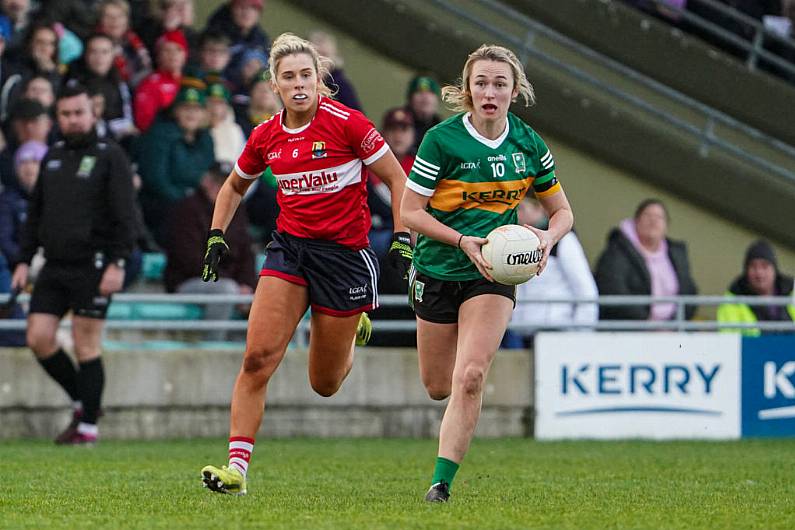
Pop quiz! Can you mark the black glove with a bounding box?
[388,231,413,280]
[202,229,229,282]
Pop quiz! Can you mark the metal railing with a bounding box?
[1,293,793,334]
[424,0,795,184]
[644,0,795,74]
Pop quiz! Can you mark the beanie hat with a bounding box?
[14,141,48,168]
[156,29,189,55]
[744,239,778,271]
[406,75,441,99]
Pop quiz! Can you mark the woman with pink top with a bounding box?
[595,198,698,321]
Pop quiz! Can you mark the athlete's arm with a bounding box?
[526,190,574,276]
[211,169,257,232]
[400,188,493,281]
[366,149,409,233]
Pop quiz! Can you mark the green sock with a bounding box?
[432,456,460,488]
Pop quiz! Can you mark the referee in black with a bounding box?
[10,84,136,445]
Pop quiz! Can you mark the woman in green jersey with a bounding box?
[400,44,574,502]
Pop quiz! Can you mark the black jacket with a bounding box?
[595,228,698,320]
[18,131,136,265]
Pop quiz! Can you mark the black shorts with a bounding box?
[261,231,380,317]
[29,260,110,319]
[409,268,516,324]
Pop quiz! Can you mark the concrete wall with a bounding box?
[0,348,532,439]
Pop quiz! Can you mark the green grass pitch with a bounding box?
[1,438,793,529]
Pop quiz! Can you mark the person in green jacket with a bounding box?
[717,239,795,336]
[134,83,214,245]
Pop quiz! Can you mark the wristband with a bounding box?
[457,234,464,249]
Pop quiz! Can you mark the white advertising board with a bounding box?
[535,332,741,439]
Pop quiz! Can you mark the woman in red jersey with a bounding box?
[200,33,411,495]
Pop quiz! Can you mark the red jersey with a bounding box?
[235,97,389,249]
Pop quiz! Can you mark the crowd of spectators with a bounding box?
[0,0,791,346]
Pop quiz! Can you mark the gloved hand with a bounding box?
[388,231,413,280]
[202,229,229,282]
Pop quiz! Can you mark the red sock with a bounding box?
[228,436,254,477]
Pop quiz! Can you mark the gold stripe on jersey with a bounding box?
[534,181,562,198]
[429,177,532,214]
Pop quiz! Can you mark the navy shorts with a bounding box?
[409,268,515,324]
[261,231,380,317]
[29,260,111,319]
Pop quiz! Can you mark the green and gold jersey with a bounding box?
[407,112,562,280]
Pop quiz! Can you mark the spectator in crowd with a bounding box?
[207,0,269,92]
[133,28,187,132]
[206,79,245,163]
[10,84,136,444]
[97,0,151,87]
[0,139,46,346]
[32,0,95,41]
[65,33,136,141]
[232,47,267,99]
[0,98,52,190]
[0,15,12,88]
[369,107,415,260]
[0,22,62,118]
[308,30,361,110]
[595,198,698,321]
[718,239,794,335]
[405,75,442,152]
[20,74,56,113]
[1,0,34,56]
[134,83,213,245]
[137,0,197,58]
[164,161,255,337]
[233,67,279,136]
[505,198,598,348]
[196,28,231,79]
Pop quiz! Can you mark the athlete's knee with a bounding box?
[456,363,486,397]
[309,376,343,397]
[241,344,282,379]
[423,377,451,400]
[426,386,451,401]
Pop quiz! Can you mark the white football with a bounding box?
[480,224,542,285]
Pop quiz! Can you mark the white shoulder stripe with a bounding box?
[320,105,349,120]
[541,150,552,162]
[362,143,389,165]
[413,159,439,175]
[411,165,437,181]
[320,102,350,116]
[234,162,259,180]
[542,157,554,169]
[415,156,440,171]
[406,179,435,197]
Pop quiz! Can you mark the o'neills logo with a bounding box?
[279,171,339,191]
[361,127,382,153]
[505,249,543,265]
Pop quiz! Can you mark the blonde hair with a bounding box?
[268,33,334,98]
[441,44,535,113]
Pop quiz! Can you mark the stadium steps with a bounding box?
[289,0,795,250]
[501,0,795,148]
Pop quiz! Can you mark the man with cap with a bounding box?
[0,98,52,191]
[404,74,442,152]
[163,160,256,339]
[133,28,188,132]
[718,239,795,335]
[134,82,214,245]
